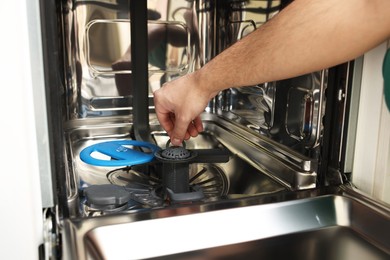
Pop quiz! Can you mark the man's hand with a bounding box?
[153,73,213,146]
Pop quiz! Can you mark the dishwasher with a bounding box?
[38,0,390,259]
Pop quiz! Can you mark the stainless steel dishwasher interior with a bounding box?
[65,116,287,217]
[48,1,390,259]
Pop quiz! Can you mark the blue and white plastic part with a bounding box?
[80,140,160,167]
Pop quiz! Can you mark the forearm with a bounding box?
[196,0,390,96]
[153,0,390,145]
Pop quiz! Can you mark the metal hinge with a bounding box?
[41,207,61,260]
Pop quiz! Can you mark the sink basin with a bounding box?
[62,187,390,260]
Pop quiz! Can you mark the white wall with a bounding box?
[0,1,44,259]
[352,41,390,205]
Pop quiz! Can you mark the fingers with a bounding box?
[153,88,174,135]
[155,110,174,136]
[170,115,191,146]
[186,116,203,138]
[170,117,203,146]
[193,116,204,133]
[186,122,198,138]
[153,75,206,146]
[155,108,202,146]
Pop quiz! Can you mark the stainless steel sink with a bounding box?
[62,187,390,260]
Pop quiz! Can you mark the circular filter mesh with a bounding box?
[161,146,192,160]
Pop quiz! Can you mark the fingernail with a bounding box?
[172,138,181,146]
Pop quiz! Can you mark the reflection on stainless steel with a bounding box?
[62,187,390,260]
[228,70,327,153]
[62,0,199,119]
[229,83,276,130]
[201,0,283,113]
[202,113,318,190]
[85,19,191,76]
